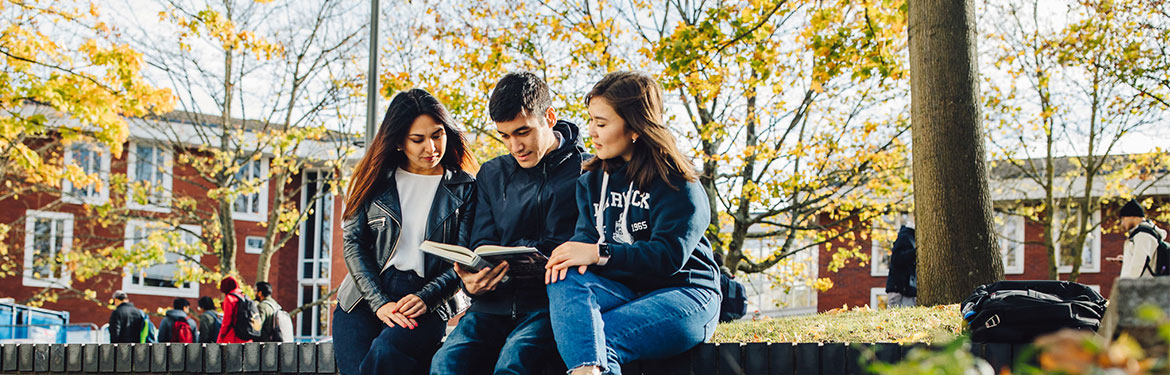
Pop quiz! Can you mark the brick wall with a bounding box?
[817,202,1167,311]
[0,141,306,327]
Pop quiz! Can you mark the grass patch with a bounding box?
[711,305,963,344]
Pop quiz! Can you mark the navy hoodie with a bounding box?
[572,163,719,293]
[157,309,198,343]
[468,120,586,314]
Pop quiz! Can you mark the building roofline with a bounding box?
[18,102,365,164]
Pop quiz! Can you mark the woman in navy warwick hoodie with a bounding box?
[545,71,720,375]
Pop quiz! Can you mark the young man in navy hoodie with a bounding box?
[431,72,586,375]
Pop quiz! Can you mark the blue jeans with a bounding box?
[332,270,446,375]
[430,310,562,375]
[547,271,719,375]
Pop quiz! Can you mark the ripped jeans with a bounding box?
[546,271,719,375]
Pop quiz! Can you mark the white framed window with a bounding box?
[122,220,202,298]
[62,141,110,205]
[126,142,173,212]
[870,288,889,310]
[738,236,819,317]
[871,212,913,277]
[298,283,331,340]
[995,212,1026,275]
[232,158,269,221]
[297,170,333,340]
[22,210,73,288]
[244,236,264,254]
[1053,209,1101,274]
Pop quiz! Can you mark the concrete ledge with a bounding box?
[0,341,1032,374]
[1100,277,1169,351]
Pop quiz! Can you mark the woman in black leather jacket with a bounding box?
[332,88,477,375]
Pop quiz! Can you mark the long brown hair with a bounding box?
[343,89,478,219]
[583,71,697,190]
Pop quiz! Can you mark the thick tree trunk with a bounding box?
[908,0,1004,305]
[1045,113,1058,280]
[219,198,238,275]
[219,17,238,276]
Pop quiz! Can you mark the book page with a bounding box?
[474,245,541,257]
[421,241,473,254]
[419,241,477,266]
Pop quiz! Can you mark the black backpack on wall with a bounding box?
[961,280,1106,343]
[719,270,748,322]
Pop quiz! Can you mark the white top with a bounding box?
[1120,221,1166,278]
[384,168,443,277]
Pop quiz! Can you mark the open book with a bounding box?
[419,241,547,275]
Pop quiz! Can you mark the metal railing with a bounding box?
[0,324,99,344]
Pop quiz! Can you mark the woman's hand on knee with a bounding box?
[394,294,427,318]
[375,301,418,329]
[546,242,599,284]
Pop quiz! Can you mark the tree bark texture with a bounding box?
[908,0,1004,305]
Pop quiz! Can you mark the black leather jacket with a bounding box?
[338,168,475,321]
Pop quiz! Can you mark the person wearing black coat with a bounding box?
[107,290,145,343]
[885,225,917,307]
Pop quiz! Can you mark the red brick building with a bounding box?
[1,107,352,341]
[816,207,1135,311]
[815,158,1170,311]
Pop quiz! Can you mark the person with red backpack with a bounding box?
[217,276,255,343]
[158,298,198,343]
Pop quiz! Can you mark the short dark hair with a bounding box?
[489,72,552,123]
[173,298,190,310]
[198,296,216,311]
[256,282,273,297]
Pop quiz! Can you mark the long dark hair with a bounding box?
[344,88,476,219]
[583,71,697,190]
